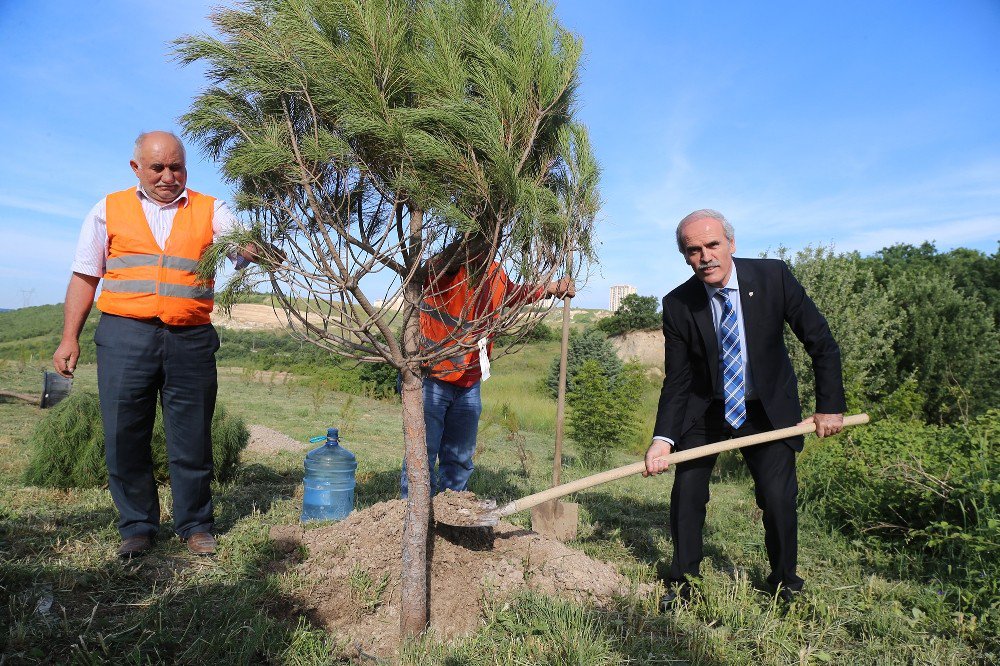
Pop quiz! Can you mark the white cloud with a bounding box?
[626,157,1000,260]
[838,215,999,255]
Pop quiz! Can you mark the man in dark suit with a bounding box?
[644,209,845,607]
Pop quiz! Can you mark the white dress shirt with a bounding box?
[71,186,241,278]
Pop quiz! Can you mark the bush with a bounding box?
[357,361,400,400]
[799,410,999,638]
[546,328,622,399]
[886,269,999,422]
[595,293,660,336]
[23,391,249,488]
[22,391,106,488]
[567,359,644,467]
[776,245,899,413]
[494,321,557,347]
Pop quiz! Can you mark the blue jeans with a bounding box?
[400,378,482,498]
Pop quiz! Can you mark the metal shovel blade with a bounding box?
[432,490,500,527]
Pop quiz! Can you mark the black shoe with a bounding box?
[773,585,802,604]
[659,584,692,612]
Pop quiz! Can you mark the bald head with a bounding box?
[130,131,188,204]
[133,131,186,162]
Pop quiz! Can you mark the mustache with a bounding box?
[698,260,721,270]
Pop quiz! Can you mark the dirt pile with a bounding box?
[270,499,645,656]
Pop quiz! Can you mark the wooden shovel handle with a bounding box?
[552,291,572,486]
[499,413,870,517]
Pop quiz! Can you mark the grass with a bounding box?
[0,351,994,663]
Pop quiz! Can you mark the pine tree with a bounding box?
[567,360,644,467]
[547,328,622,398]
[176,0,599,635]
[23,392,248,488]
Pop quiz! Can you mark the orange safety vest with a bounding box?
[95,188,216,326]
[421,262,541,386]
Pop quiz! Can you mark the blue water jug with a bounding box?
[300,428,358,522]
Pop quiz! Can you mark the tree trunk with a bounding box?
[399,368,430,636]
[399,276,431,636]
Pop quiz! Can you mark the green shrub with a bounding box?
[357,361,400,400]
[23,391,249,488]
[595,293,660,336]
[799,410,999,639]
[495,321,556,347]
[886,268,999,422]
[567,359,644,467]
[775,245,899,414]
[22,390,106,488]
[528,321,556,342]
[546,328,622,399]
[209,403,250,482]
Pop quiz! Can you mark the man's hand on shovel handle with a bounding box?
[546,277,575,299]
[644,439,673,476]
[799,412,844,438]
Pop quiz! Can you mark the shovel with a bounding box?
[530,267,578,541]
[437,413,870,527]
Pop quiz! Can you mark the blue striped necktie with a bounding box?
[717,289,746,428]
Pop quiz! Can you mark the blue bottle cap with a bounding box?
[309,429,340,444]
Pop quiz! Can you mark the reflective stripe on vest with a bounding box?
[420,300,474,331]
[106,254,201,273]
[102,280,213,299]
[96,187,217,325]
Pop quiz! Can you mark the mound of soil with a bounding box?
[270,499,646,656]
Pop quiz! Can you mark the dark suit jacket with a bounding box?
[652,257,846,451]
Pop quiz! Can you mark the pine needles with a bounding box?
[22,391,249,488]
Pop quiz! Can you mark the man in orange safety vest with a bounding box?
[401,247,574,497]
[53,131,263,560]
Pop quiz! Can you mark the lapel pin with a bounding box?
[748,291,754,297]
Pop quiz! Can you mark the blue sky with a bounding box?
[1,1,997,310]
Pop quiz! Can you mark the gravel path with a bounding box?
[245,424,308,456]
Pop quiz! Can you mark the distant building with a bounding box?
[609,284,636,313]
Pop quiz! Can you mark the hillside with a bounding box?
[1,282,996,663]
[609,328,665,370]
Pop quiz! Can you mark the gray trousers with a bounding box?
[94,313,218,539]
